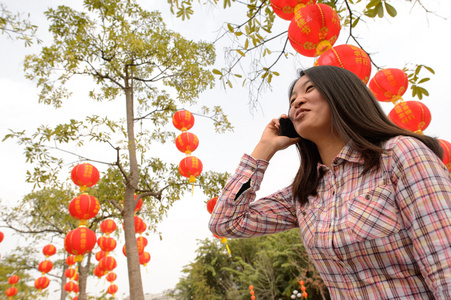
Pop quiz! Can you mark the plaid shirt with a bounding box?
[209,136,451,299]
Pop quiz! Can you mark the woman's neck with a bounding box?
[316,136,346,168]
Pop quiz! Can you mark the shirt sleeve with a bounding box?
[208,154,298,238]
[388,136,451,299]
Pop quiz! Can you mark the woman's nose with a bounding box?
[292,97,304,108]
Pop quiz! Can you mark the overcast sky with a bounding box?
[1,0,450,298]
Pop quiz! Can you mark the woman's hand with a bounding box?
[251,115,301,161]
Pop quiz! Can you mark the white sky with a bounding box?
[0,0,450,298]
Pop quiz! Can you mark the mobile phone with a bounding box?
[279,118,300,138]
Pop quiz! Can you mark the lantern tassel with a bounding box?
[221,237,232,256]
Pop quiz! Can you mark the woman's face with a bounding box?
[288,75,333,143]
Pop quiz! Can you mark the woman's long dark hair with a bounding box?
[290,65,443,205]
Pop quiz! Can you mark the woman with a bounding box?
[209,65,451,299]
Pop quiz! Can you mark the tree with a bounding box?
[4,0,232,299]
[0,247,44,300]
[166,0,439,109]
[173,238,239,299]
[0,183,122,300]
[174,230,330,299]
[0,2,40,46]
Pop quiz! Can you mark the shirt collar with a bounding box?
[318,142,365,170]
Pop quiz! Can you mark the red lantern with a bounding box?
[8,275,19,285]
[137,236,148,247]
[64,281,77,293]
[34,276,50,291]
[106,272,117,282]
[139,252,151,266]
[64,227,97,262]
[175,132,199,155]
[134,194,143,212]
[388,100,431,133]
[207,197,218,214]
[66,255,76,266]
[123,195,144,212]
[71,163,100,191]
[94,266,106,278]
[98,256,117,272]
[134,216,144,234]
[38,260,53,274]
[42,244,57,257]
[107,284,119,296]
[173,110,195,131]
[315,44,372,84]
[97,236,117,253]
[122,240,145,257]
[439,139,451,172]
[288,3,341,57]
[137,220,147,235]
[5,287,18,297]
[64,268,77,279]
[369,68,408,103]
[100,219,117,235]
[270,0,316,20]
[0,231,4,243]
[68,194,100,224]
[95,250,107,261]
[179,156,203,183]
[251,296,256,300]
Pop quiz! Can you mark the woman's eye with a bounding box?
[306,85,314,92]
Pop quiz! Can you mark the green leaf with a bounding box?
[224,0,232,9]
[227,23,234,33]
[365,8,378,18]
[236,49,245,57]
[376,3,384,18]
[212,69,223,75]
[366,0,381,9]
[384,2,397,17]
[424,66,435,74]
[352,16,361,28]
[418,77,430,84]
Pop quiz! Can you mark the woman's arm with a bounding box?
[209,117,301,238]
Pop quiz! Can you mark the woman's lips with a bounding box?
[295,109,309,119]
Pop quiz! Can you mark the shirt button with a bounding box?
[365,194,370,200]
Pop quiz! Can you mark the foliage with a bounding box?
[0,247,47,299]
[0,187,94,300]
[166,0,437,109]
[0,2,41,46]
[3,0,233,298]
[173,229,330,300]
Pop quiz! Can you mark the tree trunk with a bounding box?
[123,72,145,300]
[77,252,92,300]
[60,263,68,300]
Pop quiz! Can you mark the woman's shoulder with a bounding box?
[382,135,441,168]
[383,135,427,151]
